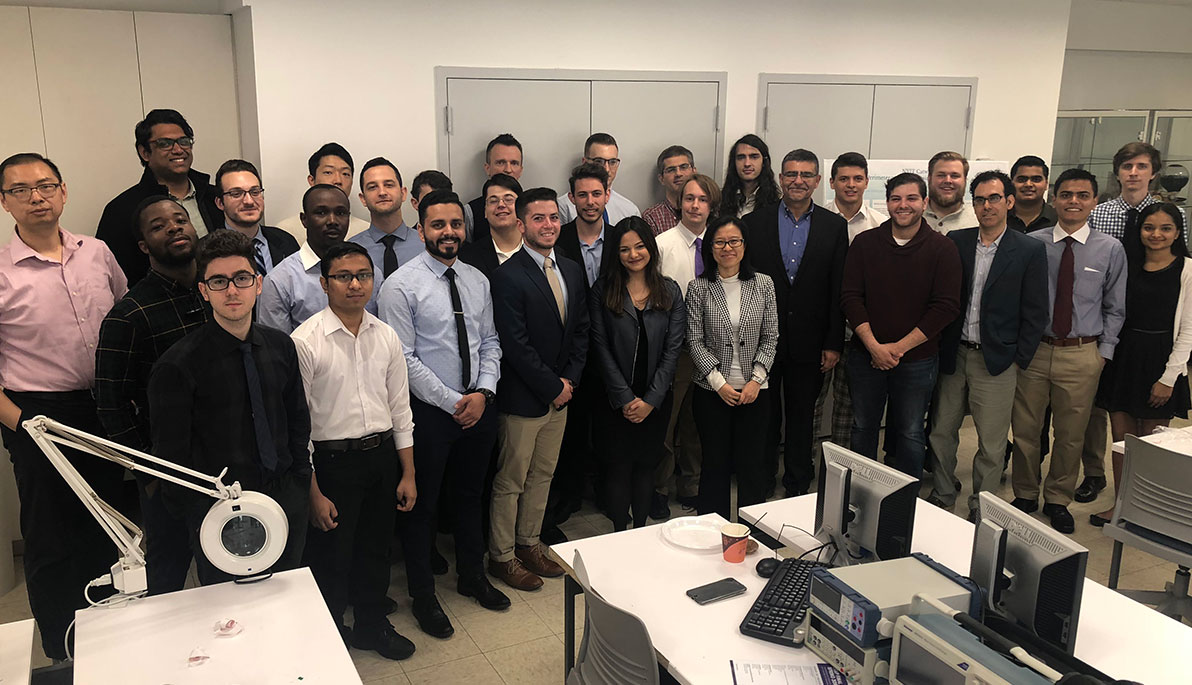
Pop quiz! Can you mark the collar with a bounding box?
[925,202,963,220]
[144,267,194,292]
[1109,195,1156,212]
[138,166,210,196]
[226,223,264,241]
[318,306,377,338]
[366,222,414,243]
[781,201,813,223]
[826,199,866,223]
[977,228,1006,248]
[493,237,522,257]
[676,222,704,246]
[299,242,321,271]
[209,320,265,350]
[580,225,605,249]
[417,249,453,278]
[1052,223,1091,244]
[9,227,81,265]
[523,245,558,269]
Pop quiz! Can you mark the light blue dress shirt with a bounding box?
[377,250,501,413]
[578,227,605,286]
[258,242,380,333]
[523,246,569,312]
[962,230,1003,343]
[349,223,426,285]
[241,224,275,274]
[778,203,812,283]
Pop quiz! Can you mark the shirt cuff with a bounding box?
[706,369,728,391]
[393,429,415,451]
[1098,342,1115,360]
[476,372,498,394]
[437,388,464,415]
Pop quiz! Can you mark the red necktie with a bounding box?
[1053,237,1075,339]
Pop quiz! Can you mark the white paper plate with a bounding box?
[660,515,722,552]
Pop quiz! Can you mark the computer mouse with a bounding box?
[756,557,780,579]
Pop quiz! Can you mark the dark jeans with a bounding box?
[306,437,398,630]
[604,392,672,531]
[692,386,771,519]
[398,398,496,598]
[138,475,193,595]
[1,391,124,660]
[848,350,938,478]
[766,361,826,495]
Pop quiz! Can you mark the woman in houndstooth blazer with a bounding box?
[686,215,779,519]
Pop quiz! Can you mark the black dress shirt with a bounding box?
[95,269,210,451]
[1008,203,1058,233]
[148,322,311,514]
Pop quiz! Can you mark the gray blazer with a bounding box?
[685,273,779,391]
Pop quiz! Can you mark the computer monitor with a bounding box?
[814,442,918,565]
[970,492,1088,655]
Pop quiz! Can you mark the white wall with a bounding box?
[236,0,1072,226]
[1068,0,1192,53]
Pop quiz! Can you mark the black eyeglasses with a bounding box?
[326,271,375,284]
[203,271,257,291]
[149,136,195,150]
[972,195,1005,206]
[222,187,264,200]
[0,183,61,201]
[663,163,693,175]
[713,238,744,249]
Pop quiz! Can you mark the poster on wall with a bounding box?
[821,159,1009,215]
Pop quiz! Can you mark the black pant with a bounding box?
[306,437,398,630]
[766,361,825,495]
[604,393,672,531]
[137,475,193,595]
[1,390,124,660]
[398,399,497,599]
[548,369,604,524]
[693,386,771,519]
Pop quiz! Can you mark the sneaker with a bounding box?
[1042,504,1075,534]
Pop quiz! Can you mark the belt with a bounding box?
[1041,335,1099,347]
[960,340,982,350]
[312,430,391,453]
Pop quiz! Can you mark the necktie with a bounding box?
[380,234,399,278]
[694,236,705,278]
[253,239,268,276]
[240,341,278,472]
[543,256,567,324]
[1053,237,1075,340]
[444,267,471,388]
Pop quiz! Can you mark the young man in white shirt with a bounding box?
[558,133,641,225]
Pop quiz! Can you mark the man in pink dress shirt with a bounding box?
[0,153,128,660]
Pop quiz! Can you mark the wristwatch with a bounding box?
[469,388,496,405]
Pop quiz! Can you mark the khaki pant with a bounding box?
[489,409,568,562]
[929,347,1017,512]
[1011,341,1102,505]
[655,349,702,498]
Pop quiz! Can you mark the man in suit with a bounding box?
[928,171,1049,522]
[214,159,298,275]
[743,148,848,497]
[460,174,523,279]
[466,134,524,245]
[488,187,589,591]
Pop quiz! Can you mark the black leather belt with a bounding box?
[312,431,391,453]
[961,340,982,350]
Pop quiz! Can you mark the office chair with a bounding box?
[1103,435,1192,622]
[567,550,660,685]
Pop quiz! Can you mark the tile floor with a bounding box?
[1,416,1188,683]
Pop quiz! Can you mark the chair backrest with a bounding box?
[1112,436,1192,561]
[569,550,660,685]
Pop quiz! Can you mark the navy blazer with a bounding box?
[588,277,686,410]
[261,224,299,269]
[491,248,590,417]
[459,236,500,280]
[940,227,1050,376]
[556,220,616,288]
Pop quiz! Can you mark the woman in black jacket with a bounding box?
[589,217,686,530]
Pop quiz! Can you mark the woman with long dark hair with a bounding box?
[720,134,781,218]
[589,217,686,530]
[1091,202,1192,525]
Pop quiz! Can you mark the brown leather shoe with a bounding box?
[488,557,543,591]
[515,543,565,578]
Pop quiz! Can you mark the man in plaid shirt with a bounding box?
[95,195,208,594]
[642,145,696,236]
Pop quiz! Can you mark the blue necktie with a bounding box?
[240,341,278,472]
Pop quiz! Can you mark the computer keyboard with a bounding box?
[739,558,829,647]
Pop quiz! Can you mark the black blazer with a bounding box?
[468,196,491,245]
[743,202,848,363]
[589,277,685,410]
[459,237,500,280]
[940,227,1050,376]
[556,220,617,288]
[262,225,299,269]
[492,248,590,417]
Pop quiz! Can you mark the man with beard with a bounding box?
[459,174,523,278]
[558,133,641,226]
[96,196,208,595]
[214,159,298,276]
[350,157,424,288]
[1008,156,1057,233]
[923,151,978,234]
[379,190,510,638]
[259,185,380,333]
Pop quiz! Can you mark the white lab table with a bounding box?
[0,618,35,685]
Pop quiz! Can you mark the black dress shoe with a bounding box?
[351,623,416,660]
[649,492,671,521]
[1074,476,1107,504]
[431,546,449,576]
[458,574,511,611]
[676,493,699,510]
[337,623,352,648]
[383,595,398,615]
[1010,497,1038,514]
[540,525,568,545]
[1089,512,1112,527]
[1042,504,1075,534]
[412,596,454,638]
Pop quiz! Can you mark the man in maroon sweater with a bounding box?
[841,172,962,476]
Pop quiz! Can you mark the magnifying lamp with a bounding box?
[22,415,288,597]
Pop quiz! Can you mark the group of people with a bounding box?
[1,106,1187,663]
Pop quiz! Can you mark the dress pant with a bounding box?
[813,344,854,457]
[847,349,939,478]
[398,399,496,599]
[766,360,825,495]
[604,392,673,531]
[1081,407,1109,479]
[1011,340,1101,506]
[306,437,398,630]
[489,408,568,562]
[928,346,1017,511]
[692,386,770,520]
[548,367,603,521]
[0,390,124,660]
[137,475,193,595]
[655,349,702,498]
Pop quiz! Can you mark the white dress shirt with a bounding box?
[656,221,704,297]
[557,188,641,225]
[292,307,415,452]
[825,199,888,244]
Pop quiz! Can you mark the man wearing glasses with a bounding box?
[148,230,311,584]
[0,153,127,659]
[558,133,641,226]
[214,159,298,276]
[460,174,523,279]
[98,109,222,284]
[643,145,697,236]
[743,148,848,499]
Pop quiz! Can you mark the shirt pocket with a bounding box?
[1074,264,1104,308]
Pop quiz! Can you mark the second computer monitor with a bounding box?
[814,442,919,564]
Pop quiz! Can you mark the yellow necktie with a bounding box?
[544,256,566,324]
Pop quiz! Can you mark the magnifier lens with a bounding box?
[221,515,267,557]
